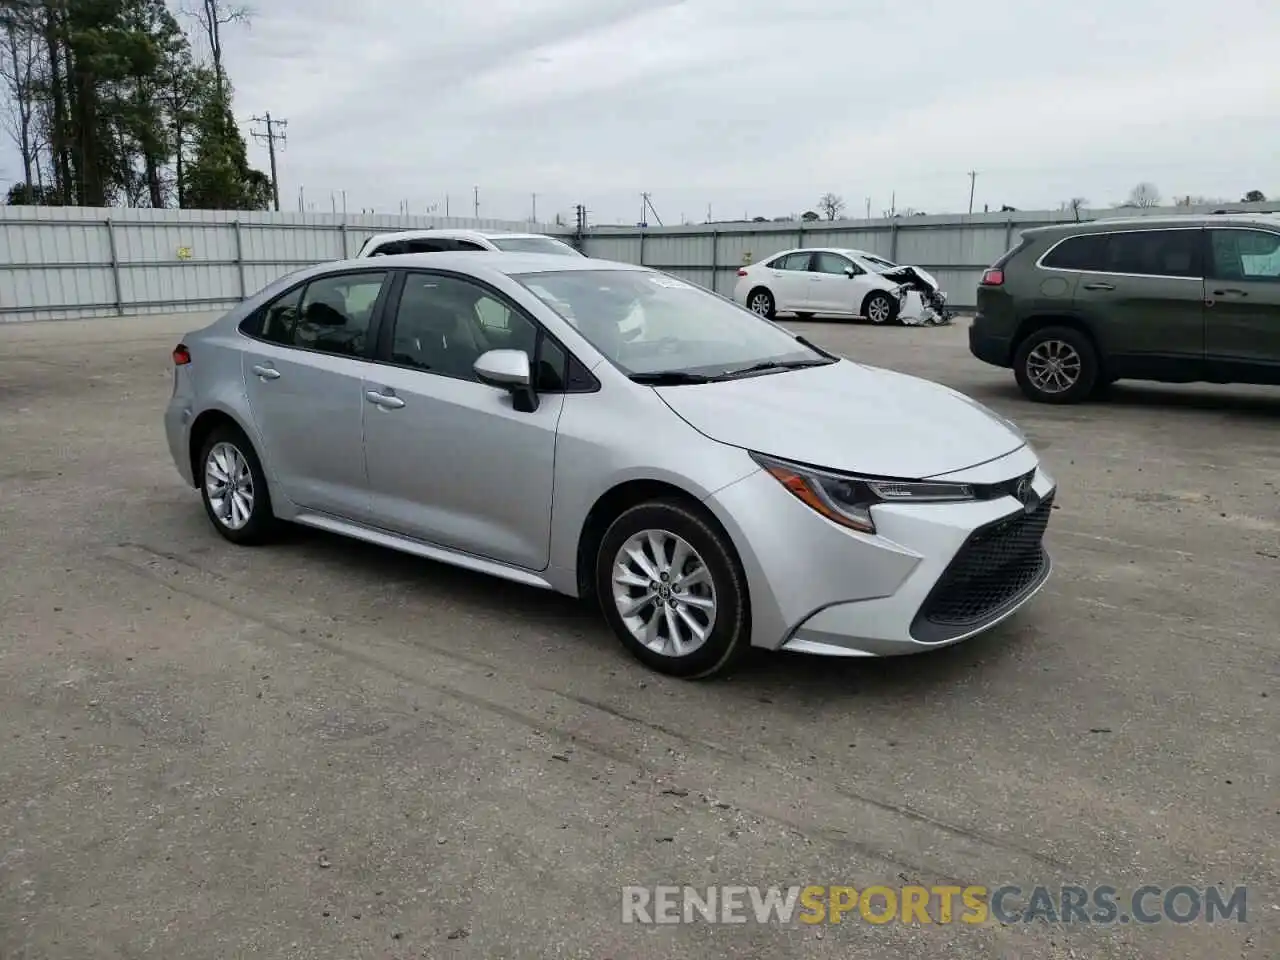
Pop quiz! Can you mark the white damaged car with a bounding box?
[734,247,950,325]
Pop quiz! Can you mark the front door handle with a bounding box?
[251,364,281,380]
[1082,281,1115,291]
[365,390,405,409]
[1212,288,1248,297]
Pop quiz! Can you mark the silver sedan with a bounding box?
[165,252,1056,678]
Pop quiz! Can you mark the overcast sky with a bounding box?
[25,0,1280,224]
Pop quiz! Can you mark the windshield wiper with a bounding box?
[712,358,834,380]
[629,370,714,385]
[794,335,839,360]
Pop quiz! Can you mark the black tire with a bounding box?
[795,311,815,320]
[747,287,776,319]
[595,499,750,679]
[197,423,278,545]
[862,291,897,325]
[1013,325,1099,404]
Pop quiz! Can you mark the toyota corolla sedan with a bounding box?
[165,253,1056,678]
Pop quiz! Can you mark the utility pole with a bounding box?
[531,192,537,222]
[249,112,288,212]
[967,170,978,214]
[473,186,479,219]
[865,197,871,219]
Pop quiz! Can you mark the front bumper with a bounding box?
[705,445,1055,657]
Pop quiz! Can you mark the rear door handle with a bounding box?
[251,364,281,380]
[1082,281,1115,291]
[365,390,405,409]
[1212,288,1248,297]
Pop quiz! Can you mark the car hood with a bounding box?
[655,360,1024,478]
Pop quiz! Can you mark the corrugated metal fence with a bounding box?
[2,202,1278,321]
[0,206,571,322]
[580,201,1280,304]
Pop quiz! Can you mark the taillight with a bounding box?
[173,343,191,365]
[980,268,1004,286]
[737,268,748,277]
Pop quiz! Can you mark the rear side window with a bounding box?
[254,271,387,356]
[1041,229,1201,278]
[770,252,812,271]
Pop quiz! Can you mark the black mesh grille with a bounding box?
[919,494,1054,628]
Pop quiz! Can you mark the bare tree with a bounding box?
[184,0,251,97]
[1060,196,1088,220]
[817,192,845,221]
[1125,182,1161,208]
[0,3,42,189]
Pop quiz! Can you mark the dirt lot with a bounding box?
[0,311,1275,959]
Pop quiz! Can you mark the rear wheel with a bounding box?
[1013,326,1099,404]
[198,424,277,544]
[747,287,776,319]
[863,291,896,325]
[595,500,750,679]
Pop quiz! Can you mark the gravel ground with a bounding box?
[0,310,1275,959]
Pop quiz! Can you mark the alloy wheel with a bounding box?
[867,295,892,323]
[204,441,255,531]
[1026,340,1082,394]
[611,529,718,657]
[749,292,772,316]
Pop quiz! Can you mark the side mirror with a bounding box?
[844,266,856,278]
[474,349,538,412]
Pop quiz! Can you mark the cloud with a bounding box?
[31,0,1278,222]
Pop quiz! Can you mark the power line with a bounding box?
[249,113,288,212]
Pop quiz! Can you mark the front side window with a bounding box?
[388,273,540,382]
[488,236,582,256]
[1208,229,1280,281]
[514,269,832,378]
[812,252,856,275]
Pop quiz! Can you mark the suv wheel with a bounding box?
[595,500,750,679]
[1013,326,1099,404]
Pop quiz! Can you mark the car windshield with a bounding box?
[489,236,582,256]
[860,254,899,271]
[512,269,832,379]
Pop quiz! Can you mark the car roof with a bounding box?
[767,247,890,259]
[1023,212,1279,238]
[323,251,645,277]
[360,228,567,244]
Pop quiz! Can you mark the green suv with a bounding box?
[969,214,1280,403]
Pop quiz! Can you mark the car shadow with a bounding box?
[970,380,1280,419]
[274,523,1023,701]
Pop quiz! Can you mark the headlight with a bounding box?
[751,452,976,535]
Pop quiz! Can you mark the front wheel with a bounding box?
[595,500,750,679]
[1013,326,1099,404]
[863,291,896,325]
